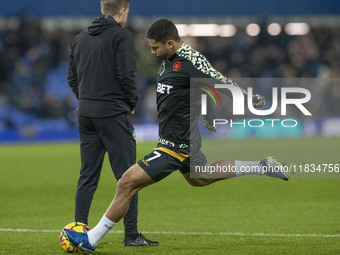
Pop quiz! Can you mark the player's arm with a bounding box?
[188,51,265,132]
[223,78,265,108]
[67,43,79,99]
[188,50,265,108]
[115,29,138,112]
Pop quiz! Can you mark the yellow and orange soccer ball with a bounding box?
[59,222,90,253]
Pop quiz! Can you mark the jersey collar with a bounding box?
[176,42,190,55]
[165,42,188,62]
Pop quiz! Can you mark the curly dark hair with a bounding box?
[147,19,181,44]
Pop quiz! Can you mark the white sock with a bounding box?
[235,161,264,177]
[87,215,116,247]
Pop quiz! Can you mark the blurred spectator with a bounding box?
[0,12,340,132]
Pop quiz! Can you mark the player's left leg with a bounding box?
[182,155,289,187]
[182,159,235,186]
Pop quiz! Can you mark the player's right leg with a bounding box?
[64,147,185,252]
[96,113,143,243]
[64,163,155,253]
[104,163,155,223]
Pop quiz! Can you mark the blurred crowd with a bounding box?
[0,12,340,130]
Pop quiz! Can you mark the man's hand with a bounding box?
[202,115,216,133]
[253,94,265,108]
[131,109,135,115]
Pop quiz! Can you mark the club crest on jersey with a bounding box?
[173,61,181,72]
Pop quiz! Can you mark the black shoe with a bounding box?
[124,233,160,246]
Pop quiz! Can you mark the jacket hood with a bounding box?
[87,15,121,35]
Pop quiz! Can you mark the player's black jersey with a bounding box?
[156,42,246,154]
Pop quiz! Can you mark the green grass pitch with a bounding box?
[0,137,339,254]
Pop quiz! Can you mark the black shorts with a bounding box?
[137,146,207,182]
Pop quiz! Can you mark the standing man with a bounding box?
[67,0,159,246]
[64,18,289,253]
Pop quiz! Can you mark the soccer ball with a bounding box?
[59,222,90,253]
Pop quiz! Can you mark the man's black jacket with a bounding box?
[68,15,138,118]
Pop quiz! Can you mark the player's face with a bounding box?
[148,39,174,60]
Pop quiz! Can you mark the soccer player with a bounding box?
[64,19,289,253]
[67,0,158,246]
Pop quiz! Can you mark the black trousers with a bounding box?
[75,113,138,237]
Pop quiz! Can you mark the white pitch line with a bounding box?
[0,228,339,238]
